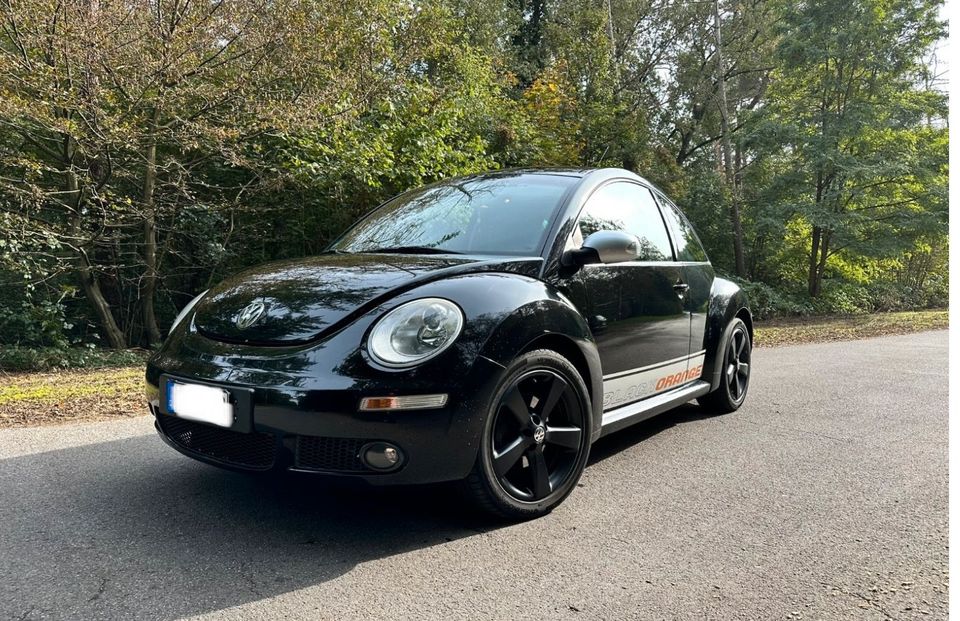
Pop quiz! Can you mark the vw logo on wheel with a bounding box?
[235,299,266,329]
[533,426,546,444]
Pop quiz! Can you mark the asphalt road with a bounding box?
[0,331,947,620]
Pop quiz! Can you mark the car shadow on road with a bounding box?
[0,404,720,619]
[588,403,721,465]
[0,434,496,620]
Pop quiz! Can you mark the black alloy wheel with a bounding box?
[698,317,752,414]
[726,324,751,403]
[464,349,592,519]
[491,368,584,501]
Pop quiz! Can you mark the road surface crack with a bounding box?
[239,560,264,598]
[87,577,108,603]
[743,419,848,443]
[15,606,35,621]
[822,581,895,620]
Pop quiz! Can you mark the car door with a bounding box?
[654,191,716,371]
[567,180,692,410]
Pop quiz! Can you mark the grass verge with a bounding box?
[754,309,947,347]
[0,367,145,428]
[0,310,948,428]
[0,346,149,373]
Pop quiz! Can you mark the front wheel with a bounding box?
[463,349,592,520]
[698,317,752,414]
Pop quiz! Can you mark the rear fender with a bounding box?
[702,278,752,392]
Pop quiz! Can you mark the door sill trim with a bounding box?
[598,380,711,437]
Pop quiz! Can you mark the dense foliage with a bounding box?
[0,0,948,352]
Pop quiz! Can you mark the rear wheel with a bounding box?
[698,317,751,414]
[463,349,592,520]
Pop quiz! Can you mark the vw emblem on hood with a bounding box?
[235,299,266,329]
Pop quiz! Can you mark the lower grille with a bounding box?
[159,415,277,470]
[295,436,369,473]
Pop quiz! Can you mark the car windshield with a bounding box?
[332,174,577,256]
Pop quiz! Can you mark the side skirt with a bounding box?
[598,380,711,438]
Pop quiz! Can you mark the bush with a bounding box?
[0,293,71,349]
[0,346,148,373]
[865,281,911,312]
[828,279,949,314]
[731,276,948,321]
[726,278,812,320]
[809,282,875,315]
[918,273,948,309]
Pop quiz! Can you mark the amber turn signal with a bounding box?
[358,394,448,411]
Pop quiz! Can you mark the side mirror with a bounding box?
[565,230,641,266]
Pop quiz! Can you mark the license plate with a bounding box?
[166,380,234,428]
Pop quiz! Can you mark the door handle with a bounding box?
[673,281,689,298]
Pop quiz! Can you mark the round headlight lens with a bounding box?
[368,298,464,368]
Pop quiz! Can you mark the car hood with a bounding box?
[192,253,542,345]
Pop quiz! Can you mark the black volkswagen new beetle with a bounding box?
[146,168,752,519]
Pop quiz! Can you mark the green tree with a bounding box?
[0,0,950,357]
[760,0,946,296]
[0,0,439,346]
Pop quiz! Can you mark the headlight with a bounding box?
[367,298,464,368]
[169,290,208,335]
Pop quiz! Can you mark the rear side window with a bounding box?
[656,193,709,262]
[577,182,673,261]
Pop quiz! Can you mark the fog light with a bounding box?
[359,394,448,411]
[360,442,404,471]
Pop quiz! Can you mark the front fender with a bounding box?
[405,273,603,439]
[702,277,752,392]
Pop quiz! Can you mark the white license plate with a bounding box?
[166,380,234,428]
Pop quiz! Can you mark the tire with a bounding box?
[698,317,752,414]
[462,349,592,520]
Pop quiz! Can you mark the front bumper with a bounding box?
[146,354,504,485]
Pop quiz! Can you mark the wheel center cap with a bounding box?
[533,426,546,444]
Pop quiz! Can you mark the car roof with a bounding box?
[479,167,593,178]
[438,167,656,186]
[411,168,667,215]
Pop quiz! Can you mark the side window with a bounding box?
[577,182,673,261]
[656,193,708,262]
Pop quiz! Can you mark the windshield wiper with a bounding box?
[365,246,461,255]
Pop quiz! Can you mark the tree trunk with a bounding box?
[808,226,822,297]
[77,252,127,349]
[66,161,127,349]
[605,0,621,90]
[66,0,127,348]
[732,141,747,277]
[807,165,829,297]
[141,106,162,346]
[713,0,746,277]
[815,230,831,296]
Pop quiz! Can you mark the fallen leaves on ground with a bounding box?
[755,310,948,347]
[0,367,146,428]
